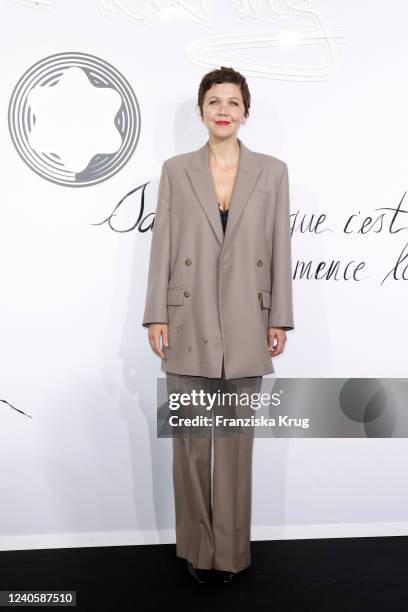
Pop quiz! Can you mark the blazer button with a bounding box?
[257,259,263,267]
[184,290,190,297]
[185,258,192,266]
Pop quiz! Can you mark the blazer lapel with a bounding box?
[185,137,262,250]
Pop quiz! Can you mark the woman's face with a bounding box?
[201,82,247,140]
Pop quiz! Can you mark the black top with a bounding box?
[218,203,229,234]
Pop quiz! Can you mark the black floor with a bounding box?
[0,536,406,611]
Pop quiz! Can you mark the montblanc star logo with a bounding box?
[8,52,141,186]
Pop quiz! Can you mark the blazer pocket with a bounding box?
[258,290,271,309]
[167,288,185,306]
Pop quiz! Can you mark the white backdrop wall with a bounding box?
[1,0,407,551]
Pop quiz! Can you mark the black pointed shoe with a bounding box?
[222,571,235,583]
[213,570,235,584]
[214,567,248,584]
[186,560,210,584]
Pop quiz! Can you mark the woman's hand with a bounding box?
[147,323,169,358]
[268,327,287,357]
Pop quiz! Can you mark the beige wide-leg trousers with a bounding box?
[166,361,263,573]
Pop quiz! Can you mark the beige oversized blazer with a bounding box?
[142,137,294,380]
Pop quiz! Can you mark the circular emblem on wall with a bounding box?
[8,51,141,187]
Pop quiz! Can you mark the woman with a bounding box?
[142,66,294,584]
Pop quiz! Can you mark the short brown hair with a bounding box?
[197,66,251,119]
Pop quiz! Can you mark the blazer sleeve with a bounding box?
[142,161,171,328]
[268,162,295,331]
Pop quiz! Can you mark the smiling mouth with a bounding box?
[215,121,230,125]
